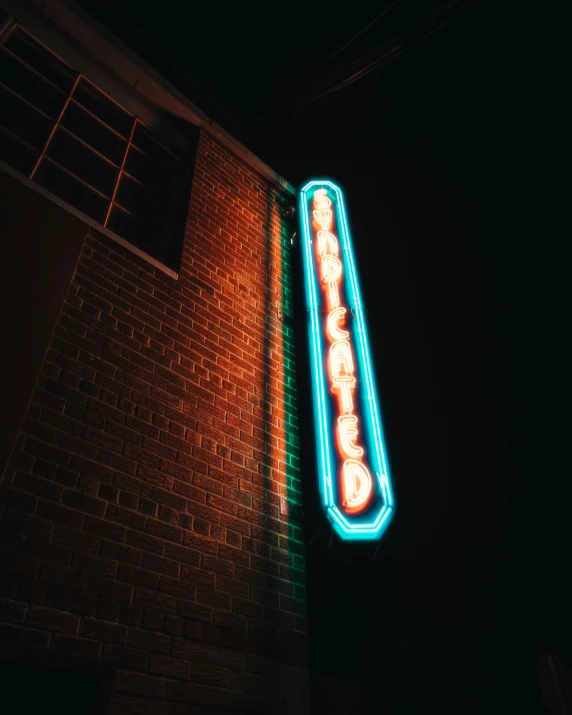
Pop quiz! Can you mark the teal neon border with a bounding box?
[299,180,394,541]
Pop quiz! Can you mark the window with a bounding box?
[0,24,198,271]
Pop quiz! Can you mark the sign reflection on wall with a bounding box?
[299,180,394,541]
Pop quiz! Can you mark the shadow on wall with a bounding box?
[235,186,306,712]
[0,644,113,714]
[0,170,88,483]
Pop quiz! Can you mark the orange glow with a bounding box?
[332,375,356,414]
[326,281,341,310]
[338,415,364,459]
[327,307,349,341]
[312,188,372,515]
[330,340,354,378]
[321,254,342,309]
[317,230,339,256]
[314,188,332,209]
[342,460,373,513]
[321,254,342,284]
[313,209,333,231]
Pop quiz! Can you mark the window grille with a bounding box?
[0,24,196,270]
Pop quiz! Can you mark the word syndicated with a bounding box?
[312,189,372,513]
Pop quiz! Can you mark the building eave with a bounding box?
[1,0,296,196]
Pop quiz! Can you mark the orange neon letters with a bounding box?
[313,189,372,513]
[314,188,332,209]
[338,415,364,459]
[313,209,333,230]
[321,254,342,309]
[327,307,349,341]
[330,341,354,378]
[342,460,373,513]
[317,230,339,256]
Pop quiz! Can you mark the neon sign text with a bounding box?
[299,180,394,541]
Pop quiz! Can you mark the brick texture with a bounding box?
[0,130,308,713]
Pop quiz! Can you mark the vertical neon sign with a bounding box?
[299,180,394,541]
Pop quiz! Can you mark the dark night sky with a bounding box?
[79,2,565,711]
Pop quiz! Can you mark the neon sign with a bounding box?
[299,180,394,541]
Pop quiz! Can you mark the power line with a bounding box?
[305,0,404,78]
[272,0,475,114]
[308,0,454,92]
[299,0,471,104]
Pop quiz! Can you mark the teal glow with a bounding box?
[299,180,395,541]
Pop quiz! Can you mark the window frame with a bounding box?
[0,19,198,277]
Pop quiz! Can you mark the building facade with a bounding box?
[0,2,308,712]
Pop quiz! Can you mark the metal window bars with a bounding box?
[0,24,180,234]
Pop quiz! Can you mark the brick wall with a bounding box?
[0,130,309,714]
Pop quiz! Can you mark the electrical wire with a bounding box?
[305,0,404,78]
[272,0,475,114]
[306,0,454,93]
[298,0,471,104]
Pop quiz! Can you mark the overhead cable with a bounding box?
[278,0,475,113]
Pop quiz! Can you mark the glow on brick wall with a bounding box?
[299,180,394,541]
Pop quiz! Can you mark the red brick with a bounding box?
[265,606,295,629]
[11,473,63,502]
[249,585,280,608]
[0,550,39,578]
[201,555,234,578]
[148,652,191,679]
[52,633,102,658]
[232,596,263,620]
[103,644,148,671]
[175,599,212,624]
[150,486,187,512]
[88,575,133,603]
[126,627,170,654]
[163,542,200,567]
[72,591,98,616]
[121,604,144,625]
[106,504,147,532]
[84,515,126,543]
[2,131,308,711]
[27,605,80,633]
[119,671,166,698]
[165,681,206,705]
[117,564,159,590]
[158,576,196,601]
[163,614,184,636]
[1,510,53,539]
[125,529,165,555]
[62,489,106,516]
[36,500,84,528]
[98,449,137,475]
[141,553,180,578]
[141,607,163,630]
[15,534,72,567]
[100,539,142,566]
[0,623,50,647]
[0,572,19,598]
[81,617,127,643]
[25,438,70,466]
[118,491,140,510]
[197,587,231,611]
[213,611,248,633]
[0,598,27,624]
[218,544,249,566]
[95,597,120,620]
[133,590,176,614]
[144,701,188,715]
[179,564,215,589]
